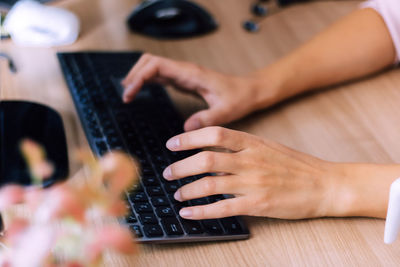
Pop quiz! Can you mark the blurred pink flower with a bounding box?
[42,184,86,222]
[100,152,138,196]
[24,187,44,211]
[0,140,140,266]
[87,225,137,262]
[0,185,25,211]
[106,199,128,217]
[2,218,29,246]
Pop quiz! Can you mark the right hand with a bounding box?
[122,54,271,131]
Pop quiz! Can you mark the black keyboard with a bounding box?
[57,52,250,243]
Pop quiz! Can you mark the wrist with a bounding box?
[246,56,303,111]
[324,162,400,218]
[244,65,287,111]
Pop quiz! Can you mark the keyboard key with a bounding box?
[125,215,138,224]
[164,182,179,192]
[156,163,169,173]
[91,128,103,138]
[151,196,169,206]
[108,136,123,147]
[95,141,107,152]
[202,220,223,235]
[142,176,159,186]
[128,146,145,157]
[140,163,153,173]
[128,183,143,192]
[173,202,189,214]
[221,217,243,234]
[104,129,118,139]
[146,186,164,196]
[143,224,164,237]
[130,225,143,238]
[129,191,148,202]
[180,219,203,235]
[134,203,153,213]
[161,218,183,236]
[155,206,174,217]
[141,168,156,178]
[152,154,167,164]
[139,213,158,224]
[168,195,180,204]
[137,158,147,166]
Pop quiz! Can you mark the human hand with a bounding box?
[162,126,336,220]
[122,54,272,131]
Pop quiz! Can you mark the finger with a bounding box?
[122,58,162,102]
[174,175,243,201]
[122,55,202,102]
[183,108,227,131]
[122,53,152,87]
[166,126,248,152]
[178,197,246,220]
[163,152,237,180]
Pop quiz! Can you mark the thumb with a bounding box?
[183,108,224,131]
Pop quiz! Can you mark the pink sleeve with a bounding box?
[361,0,400,63]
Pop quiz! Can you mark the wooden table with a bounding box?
[2,0,400,265]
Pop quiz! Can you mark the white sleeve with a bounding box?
[361,0,400,63]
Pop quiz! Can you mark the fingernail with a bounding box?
[166,137,180,149]
[174,190,182,201]
[163,166,172,180]
[179,208,193,218]
[124,83,134,92]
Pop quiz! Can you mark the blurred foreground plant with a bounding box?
[0,139,139,266]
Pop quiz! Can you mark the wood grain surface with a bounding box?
[2,0,400,266]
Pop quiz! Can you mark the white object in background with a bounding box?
[3,0,80,47]
[384,177,400,244]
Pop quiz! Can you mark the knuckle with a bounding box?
[254,175,268,187]
[192,64,205,76]
[199,151,215,170]
[148,54,161,64]
[201,177,216,194]
[195,206,205,218]
[249,196,271,216]
[210,126,226,144]
[141,53,151,61]
[218,201,233,217]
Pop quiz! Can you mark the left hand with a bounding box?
[163,126,335,220]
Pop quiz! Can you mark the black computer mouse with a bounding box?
[0,101,69,188]
[127,0,218,39]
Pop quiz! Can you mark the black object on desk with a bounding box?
[127,0,218,39]
[0,101,69,188]
[57,51,250,243]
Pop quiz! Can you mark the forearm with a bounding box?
[326,162,400,218]
[252,8,396,108]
